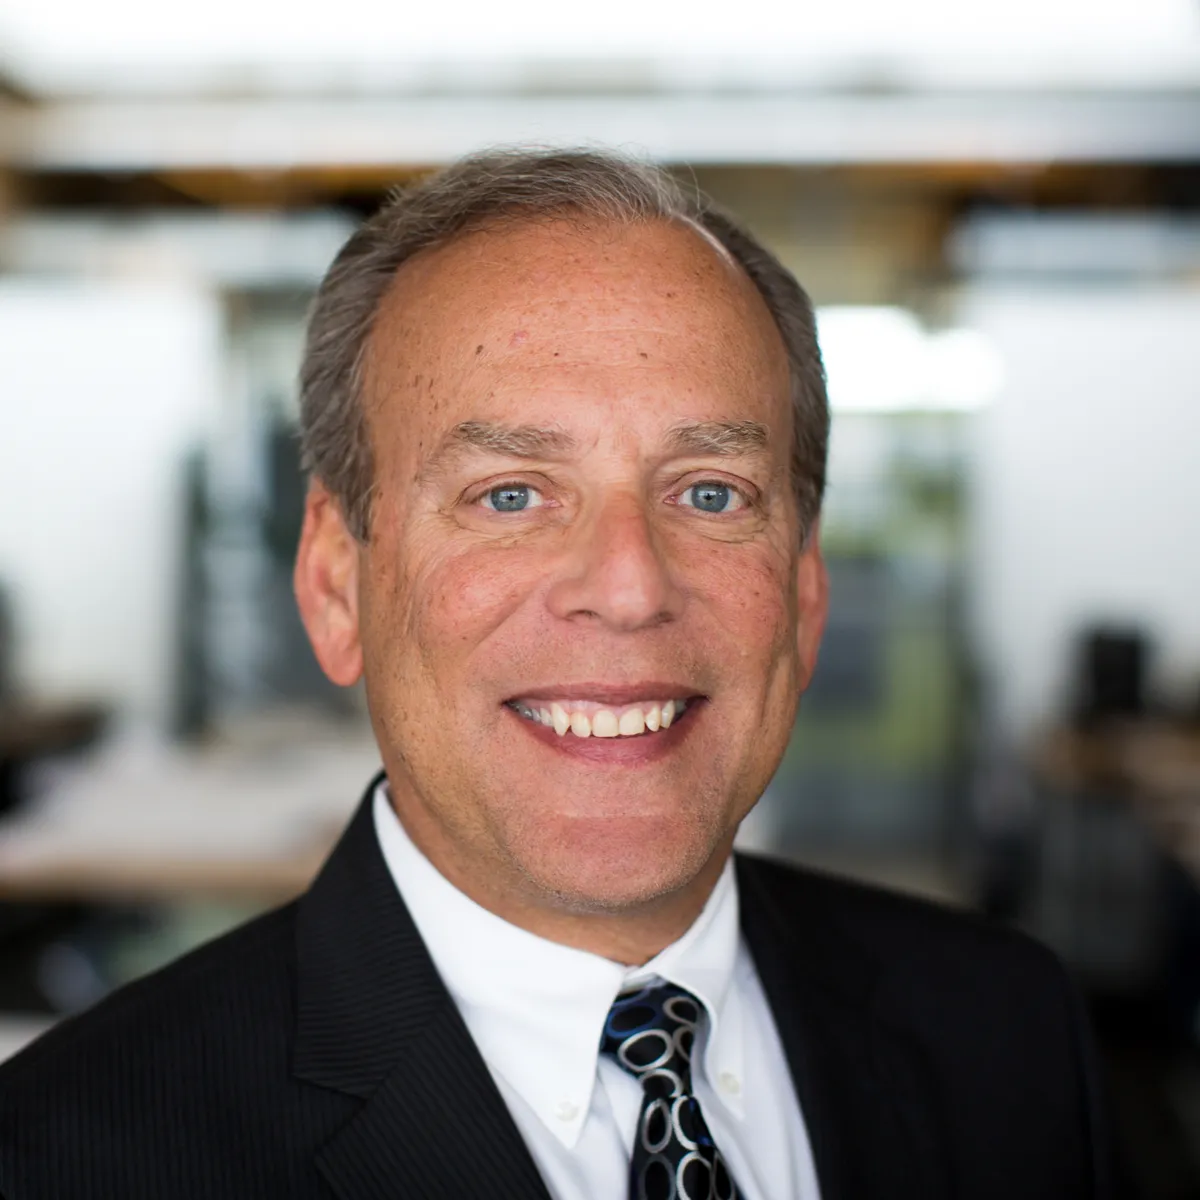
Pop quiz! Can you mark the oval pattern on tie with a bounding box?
[600,982,739,1200]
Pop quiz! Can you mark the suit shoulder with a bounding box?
[0,901,298,1089]
[738,855,1115,1194]
[0,901,360,1198]
[736,850,1065,987]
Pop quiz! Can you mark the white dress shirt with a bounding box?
[372,783,821,1200]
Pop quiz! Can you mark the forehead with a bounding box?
[362,215,790,436]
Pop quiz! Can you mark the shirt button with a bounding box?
[555,1100,580,1122]
[718,1071,741,1095]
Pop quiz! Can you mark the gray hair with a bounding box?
[299,148,828,541]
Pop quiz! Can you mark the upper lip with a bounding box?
[504,682,704,705]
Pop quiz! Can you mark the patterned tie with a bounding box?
[600,982,739,1200]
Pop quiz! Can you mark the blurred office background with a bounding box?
[2,1,1200,1193]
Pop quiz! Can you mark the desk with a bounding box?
[0,734,381,904]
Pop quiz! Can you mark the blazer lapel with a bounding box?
[737,856,952,1200]
[293,777,552,1200]
[313,1003,554,1200]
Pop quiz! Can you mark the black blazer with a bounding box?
[0,778,1117,1199]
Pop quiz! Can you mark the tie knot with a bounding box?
[600,982,703,1093]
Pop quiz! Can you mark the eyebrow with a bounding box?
[666,420,771,457]
[420,417,771,480]
[421,420,577,478]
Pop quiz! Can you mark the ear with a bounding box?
[294,481,364,687]
[795,523,829,690]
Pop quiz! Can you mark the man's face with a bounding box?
[304,216,826,918]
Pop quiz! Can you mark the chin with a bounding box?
[510,811,725,914]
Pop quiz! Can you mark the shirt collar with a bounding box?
[371,781,745,1147]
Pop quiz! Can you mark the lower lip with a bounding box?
[504,700,705,764]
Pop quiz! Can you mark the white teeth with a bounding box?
[618,708,645,736]
[512,697,691,738]
[591,710,619,737]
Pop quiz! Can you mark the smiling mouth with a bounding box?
[504,695,699,739]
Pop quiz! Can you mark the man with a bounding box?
[0,149,1116,1199]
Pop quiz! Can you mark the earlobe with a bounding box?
[795,524,829,689]
[293,482,364,687]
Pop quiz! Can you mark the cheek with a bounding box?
[409,543,544,668]
[360,538,542,735]
[681,546,797,659]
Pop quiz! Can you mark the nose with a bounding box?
[545,493,684,631]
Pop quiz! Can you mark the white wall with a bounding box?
[0,279,220,720]
[962,285,1200,735]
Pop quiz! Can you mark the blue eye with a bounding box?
[682,482,738,513]
[484,484,541,512]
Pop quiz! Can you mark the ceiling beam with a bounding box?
[10,90,1200,173]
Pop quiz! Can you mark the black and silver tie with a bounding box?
[600,982,739,1200]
